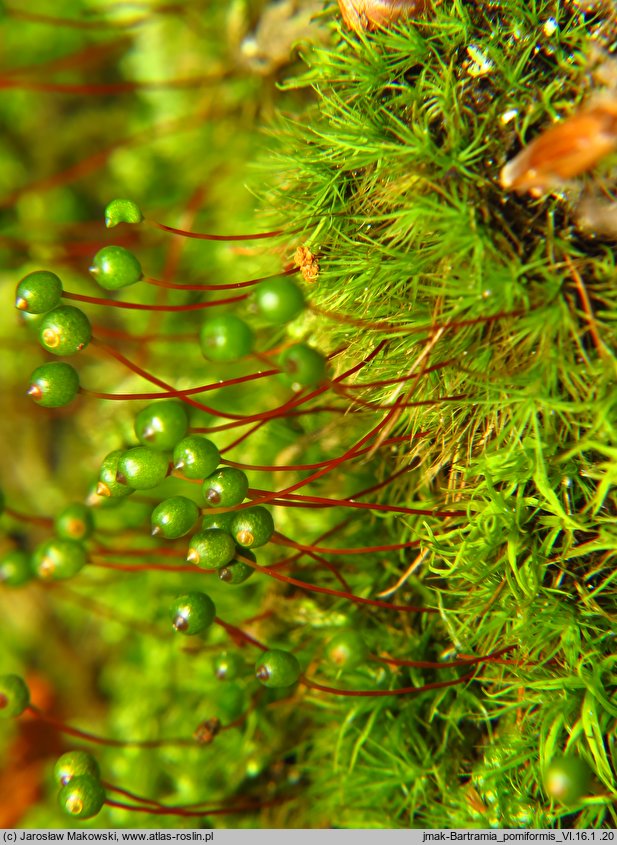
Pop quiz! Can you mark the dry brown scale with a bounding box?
[337,0,429,32]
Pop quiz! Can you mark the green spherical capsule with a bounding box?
[15,270,63,314]
[325,630,368,670]
[255,649,301,688]
[213,651,245,681]
[58,774,106,820]
[151,496,199,539]
[89,245,142,290]
[27,362,80,408]
[219,550,256,585]
[202,467,248,508]
[173,435,220,479]
[544,756,592,805]
[0,674,30,718]
[279,343,327,389]
[134,400,189,451]
[97,450,135,499]
[33,538,87,581]
[0,550,33,587]
[54,751,100,786]
[39,306,91,356]
[199,314,254,363]
[254,277,305,323]
[230,507,274,548]
[117,447,169,490]
[170,591,216,635]
[55,503,94,541]
[187,529,236,568]
[104,198,143,228]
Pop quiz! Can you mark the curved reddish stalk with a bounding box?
[102,759,266,811]
[0,109,211,210]
[52,584,164,639]
[373,645,516,670]
[92,325,195,343]
[91,543,183,558]
[4,38,133,78]
[344,464,413,500]
[244,495,444,514]
[228,384,417,506]
[192,339,389,432]
[102,784,164,810]
[308,304,401,332]
[90,338,252,420]
[0,74,228,95]
[281,542,352,592]
[268,519,353,572]
[144,266,297,291]
[239,402,415,417]
[139,184,207,366]
[60,580,268,651]
[25,705,196,748]
[91,337,388,430]
[335,390,468,413]
[147,219,287,241]
[272,532,421,556]
[102,783,163,809]
[64,290,248,311]
[4,506,53,527]
[104,794,291,817]
[280,382,402,486]
[202,455,419,516]
[214,617,268,652]
[6,6,163,29]
[84,367,278,400]
[91,561,205,574]
[193,407,337,433]
[338,359,453,389]
[203,384,410,528]
[247,487,465,519]
[221,433,421,469]
[299,671,477,697]
[219,419,270,453]
[311,306,525,335]
[238,556,436,614]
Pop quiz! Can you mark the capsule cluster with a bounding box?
[16,269,84,408]
[6,197,345,767]
[17,199,329,410]
[54,750,106,820]
[5,199,385,711]
[93,397,275,568]
[0,500,94,585]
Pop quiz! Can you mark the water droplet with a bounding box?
[501,108,518,125]
[543,17,558,36]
